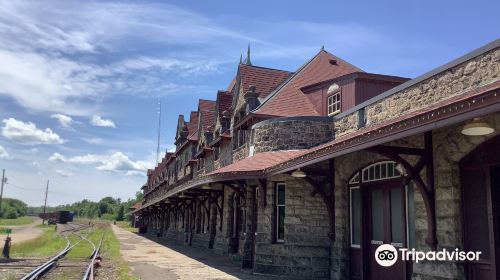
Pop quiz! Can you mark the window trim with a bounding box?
[275,182,286,243]
[349,186,361,248]
[327,90,341,116]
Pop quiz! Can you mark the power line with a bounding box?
[5,182,45,191]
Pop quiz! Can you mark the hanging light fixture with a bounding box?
[202,185,211,190]
[461,118,494,136]
[178,192,187,198]
[395,163,406,176]
[291,168,306,178]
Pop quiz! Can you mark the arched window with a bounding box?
[348,161,403,185]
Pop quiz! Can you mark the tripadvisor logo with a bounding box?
[375,244,398,267]
[375,244,482,266]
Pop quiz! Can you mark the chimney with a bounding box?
[204,126,213,143]
[179,125,189,140]
[244,85,259,112]
[221,110,230,133]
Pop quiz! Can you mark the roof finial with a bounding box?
[244,43,252,65]
[239,53,243,64]
[320,45,325,51]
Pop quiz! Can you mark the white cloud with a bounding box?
[32,160,39,167]
[56,169,73,177]
[90,116,116,128]
[51,114,73,128]
[49,151,152,176]
[0,145,9,159]
[2,118,64,145]
[0,1,251,115]
[83,137,103,144]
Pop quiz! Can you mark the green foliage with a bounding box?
[11,225,67,257]
[26,191,142,221]
[5,208,18,219]
[116,205,125,221]
[0,216,33,226]
[0,197,27,219]
[101,213,115,220]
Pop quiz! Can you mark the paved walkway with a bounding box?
[1,217,43,244]
[112,225,273,280]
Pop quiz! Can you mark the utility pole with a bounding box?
[0,169,6,214]
[42,180,49,225]
[156,99,162,164]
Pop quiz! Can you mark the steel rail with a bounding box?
[20,224,87,280]
[82,234,104,280]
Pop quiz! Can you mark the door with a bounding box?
[367,182,407,279]
[460,135,500,280]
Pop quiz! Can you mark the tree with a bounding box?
[5,208,18,219]
[115,205,125,221]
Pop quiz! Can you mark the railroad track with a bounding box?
[0,222,103,280]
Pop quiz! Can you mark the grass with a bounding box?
[5,221,137,280]
[115,221,138,233]
[99,222,138,280]
[10,225,67,258]
[0,216,34,226]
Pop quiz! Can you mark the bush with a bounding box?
[100,213,115,221]
[115,205,125,221]
[5,208,18,219]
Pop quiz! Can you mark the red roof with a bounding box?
[255,50,362,117]
[197,99,216,129]
[217,91,233,118]
[198,99,216,112]
[186,111,198,135]
[129,202,142,210]
[239,64,292,99]
[206,150,307,175]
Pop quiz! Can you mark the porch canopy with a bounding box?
[131,150,306,213]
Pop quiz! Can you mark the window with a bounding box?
[275,183,285,242]
[214,146,220,161]
[350,187,361,247]
[327,91,341,116]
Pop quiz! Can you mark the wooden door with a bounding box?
[460,135,500,280]
[367,182,407,279]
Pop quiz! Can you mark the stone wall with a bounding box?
[335,46,500,138]
[411,112,500,279]
[331,112,500,280]
[251,117,333,154]
[232,143,248,162]
[254,174,331,279]
[213,185,233,256]
[332,113,358,139]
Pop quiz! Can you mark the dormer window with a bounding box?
[327,83,341,116]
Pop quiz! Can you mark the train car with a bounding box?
[67,211,74,222]
[39,210,71,224]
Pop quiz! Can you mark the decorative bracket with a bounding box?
[303,159,336,242]
[367,131,437,250]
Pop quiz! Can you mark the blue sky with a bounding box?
[0,0,498,206]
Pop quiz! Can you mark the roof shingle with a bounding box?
[206,150,307,175]
[239,64,292,99]
[255,50,362,117]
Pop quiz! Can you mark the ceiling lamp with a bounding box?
[461,118,495,136]
[291,168,306,178]
[178,192,187,198]
[395,163,406,176]
[202,185,211,190]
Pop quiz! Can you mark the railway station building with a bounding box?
[131,39,500,279]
